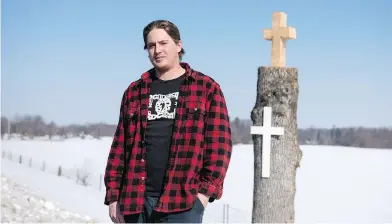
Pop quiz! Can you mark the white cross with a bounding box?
[250,107,284,178]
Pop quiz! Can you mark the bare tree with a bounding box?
[1,116,9,139]
[48,121,57,140]
[251,66,302,223]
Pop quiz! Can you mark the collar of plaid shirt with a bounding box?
[104,62,233,215]
[140,61,197,82]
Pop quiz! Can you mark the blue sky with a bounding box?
[2,0,391,128]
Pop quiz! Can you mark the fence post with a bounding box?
[227,204,230,223]
[223,204,226,223]
[223,204,230,223]
[100,174,102,191]
[42,161,46,171]
[19,155,22,164]
[76,168,79,184]
[58,166,62,176]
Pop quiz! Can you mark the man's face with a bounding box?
[146,28,182,70]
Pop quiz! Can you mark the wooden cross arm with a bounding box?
[281,27,296,40]
[263,29,273,40]
[263,27,296,40]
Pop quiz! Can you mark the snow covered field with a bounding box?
[1,174,97,223]
[1,137,392,223]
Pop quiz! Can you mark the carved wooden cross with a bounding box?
[263,12,296,67]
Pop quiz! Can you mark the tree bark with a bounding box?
[251,66,303,223]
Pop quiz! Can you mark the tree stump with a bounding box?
[251,66,302,223]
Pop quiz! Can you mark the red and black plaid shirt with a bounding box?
[104,62,232,215]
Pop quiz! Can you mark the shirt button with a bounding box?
[141,176,145,180]
[141,159,145,163]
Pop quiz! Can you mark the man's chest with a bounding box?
[125,79,208,126]
[148,81,182,121]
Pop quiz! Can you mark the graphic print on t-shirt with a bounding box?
[148,92,179,120]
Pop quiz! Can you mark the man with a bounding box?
[104,20,232,223]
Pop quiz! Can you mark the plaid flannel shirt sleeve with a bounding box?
[104,90,127,205]
[199,83,232,202]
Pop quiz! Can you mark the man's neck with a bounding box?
[155,63,186,81]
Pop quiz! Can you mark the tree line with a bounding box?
[230,117,392,149]
[1,115,391,149]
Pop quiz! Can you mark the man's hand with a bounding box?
[197,193,209,208]
[109,201,125,223]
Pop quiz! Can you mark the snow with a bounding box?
[1,138,392,223]
[1,174,96,222]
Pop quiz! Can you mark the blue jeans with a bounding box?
[123,196,205,223]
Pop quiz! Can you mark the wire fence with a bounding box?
[1,149,252,223]
[1,150,104,191]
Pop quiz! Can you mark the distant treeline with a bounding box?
[1,115,392,149]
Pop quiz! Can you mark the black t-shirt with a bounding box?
[144,72,185,197]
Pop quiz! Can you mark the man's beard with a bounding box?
[154,61,171,73]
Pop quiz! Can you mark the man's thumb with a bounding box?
[117,211,125,223]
